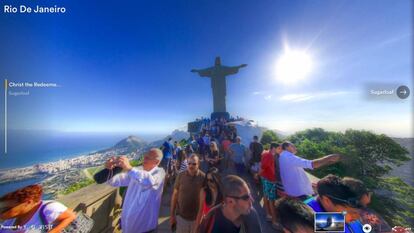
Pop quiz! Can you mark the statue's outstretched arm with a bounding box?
[190,67,212,77]
[222,64,248,75]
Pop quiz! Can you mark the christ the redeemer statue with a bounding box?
[191,57,247,119]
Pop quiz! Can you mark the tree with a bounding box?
[260,130,281,147]
[287,128,412,226]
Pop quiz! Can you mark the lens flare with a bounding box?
[275,49,313,84]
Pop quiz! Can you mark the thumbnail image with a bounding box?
[315,212,345,232]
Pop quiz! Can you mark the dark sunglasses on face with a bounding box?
[324,194,360,207]
[227,193,253,201]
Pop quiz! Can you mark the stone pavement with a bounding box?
[156,161,279,233]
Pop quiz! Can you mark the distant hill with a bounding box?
[270,129,289,139]
[390,138,414,186]
[147,120,288,148]
[227,120,287,143]
[149,129,190,148]
[113,135,147,153]
[392,138,414,153]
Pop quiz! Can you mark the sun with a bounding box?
[275,49,313,84]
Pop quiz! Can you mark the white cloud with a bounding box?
[264,95,272,101]
[251,91,273,100]
[279,94,314,102]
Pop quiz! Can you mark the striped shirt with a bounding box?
[179,159,188,173]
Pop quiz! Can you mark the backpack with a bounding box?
[304,197,365,233]
[39,201,94,233]
[304,196,324,212]
[346,220,365,233]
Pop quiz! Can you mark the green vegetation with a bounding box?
[86,166,102,176]
[374,177,414,227]
[260,130,281,149]
[60,179,95,195]
[61,158,144,196]
[179,139,188,147]
[287,128,412,226]
[130,157,143,167]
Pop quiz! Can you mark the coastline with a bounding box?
[0,152,106,184]
[0,147,108,171]
[0,131,157,197]
[0,147,137,197]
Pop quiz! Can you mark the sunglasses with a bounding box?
[227,193,253,201]
[324,194,359,207]
[188,162,197,166]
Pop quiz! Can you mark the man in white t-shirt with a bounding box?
[0,184,76,233]
[279,141,342,199]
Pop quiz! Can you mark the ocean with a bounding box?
[0,130,165,169]
[0,130,164,196]
[0,130,127,169]
[0,177,45,197]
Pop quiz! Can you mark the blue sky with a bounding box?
[0,0,412,137]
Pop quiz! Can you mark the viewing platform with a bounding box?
[57,168,319,233]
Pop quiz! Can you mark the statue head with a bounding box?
[215,56,221,66]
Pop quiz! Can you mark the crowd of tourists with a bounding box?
[0,121,409,233]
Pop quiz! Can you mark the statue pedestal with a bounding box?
[211,112,230,121]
